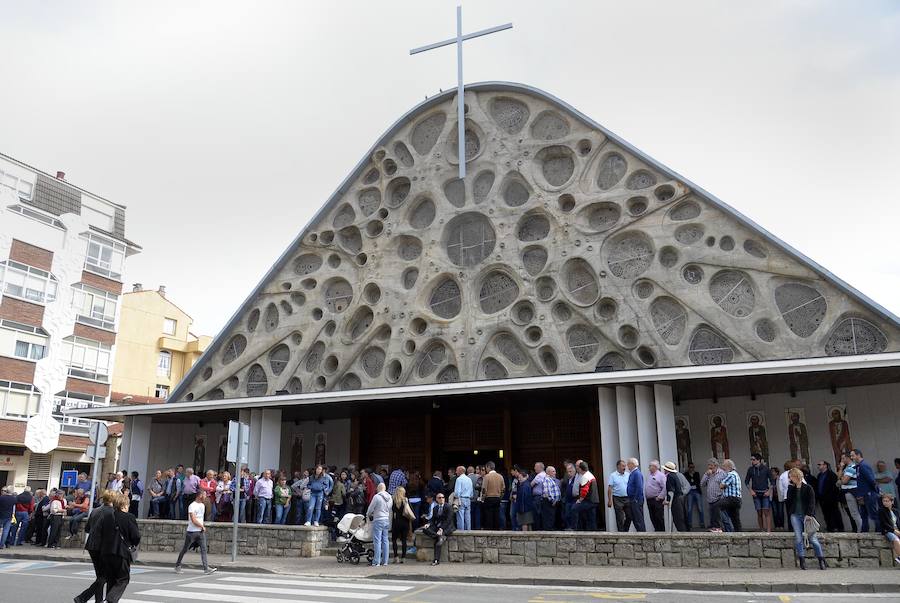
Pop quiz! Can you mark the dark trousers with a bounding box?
[564,502,576,530]
[720,497,742,532]
[391,528,408,559]
[647,498,666,531]
[575,501,597,531]
[32,513,46,545]
[74,549,105,603]
[175,531,209,570]
[532,497,543,530]
[629,499,646,532]
[772,499,785,529]
[863,492,881,533]
[612,496,632,532]
[820,498,844,532]
[671,495,687,532]
[423,526,447,561]
[46,515,63,547]
[482,497,500,530]
[541,500,558,531]
[101,554,131,603]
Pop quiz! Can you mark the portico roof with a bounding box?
[66,352,900,424]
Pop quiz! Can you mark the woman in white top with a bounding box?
[216,472,234,522]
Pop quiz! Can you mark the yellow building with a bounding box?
[112,284,210,403]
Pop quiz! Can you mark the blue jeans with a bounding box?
[256,497,272,524]
[238,498,246,523]
[790,514,823,558]
[14,511,29,545]
[293,499,307,524]
[685,490,705,528]
[456,497,471,530]
[372,518,390,565]
[564,502,576,529]
[863,492,881,533]
[68,510,87,536]
[150,496,166,517]
[274,503,289,524]
[0,517,12,549]
[306,491,324,524]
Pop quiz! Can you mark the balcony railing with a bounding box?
[52,398,108,435]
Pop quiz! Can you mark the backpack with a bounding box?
[676,472,691,496]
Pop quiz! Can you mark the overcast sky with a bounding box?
[2,1,898,336]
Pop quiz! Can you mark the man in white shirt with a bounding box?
[606,460,632,532]
[174,489,217,574]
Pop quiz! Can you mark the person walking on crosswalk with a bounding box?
[174,489,217,575]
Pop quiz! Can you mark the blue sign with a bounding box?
[60,470,78,489]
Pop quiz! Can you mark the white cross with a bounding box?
[410,6,512,179]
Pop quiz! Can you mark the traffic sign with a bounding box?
[60,470,77,489]
[89,422,108,445]
[86,445,106,460]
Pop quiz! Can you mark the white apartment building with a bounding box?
[0,152,140,491]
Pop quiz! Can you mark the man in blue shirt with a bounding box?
[453,466,473,530]
[625,458,646,532]
[851,449,881,533]
[606,460,631,532]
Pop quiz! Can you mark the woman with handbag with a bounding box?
[99,493,141,602]
[391,486,415,563]
[73,489,116,603]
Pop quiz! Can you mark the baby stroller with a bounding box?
[335,513,374,564]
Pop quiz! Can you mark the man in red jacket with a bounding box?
[66,489,91,539]
[13,487,34,546]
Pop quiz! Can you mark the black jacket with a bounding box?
[785,482,816,517]
[430,502,454,533]
[98,509,141,560]
[879,505,899,536]
[816,469,840,503]
[84,505,113,552]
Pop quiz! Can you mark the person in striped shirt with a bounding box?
[718,459,743,532]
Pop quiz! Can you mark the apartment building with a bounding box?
[0,152,140,490]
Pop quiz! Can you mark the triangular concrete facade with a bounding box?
[171,83,900,402]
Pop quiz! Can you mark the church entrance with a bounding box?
[357,386,600,477]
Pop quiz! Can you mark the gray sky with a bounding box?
[2,1,898,336]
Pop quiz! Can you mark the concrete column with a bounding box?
[614,386,638,462]
[248,409,263,471]
[635,385,659,466]
[598,386,619,532]
[258,408,282,471]
[118,416,134,474]
[123,416,152,518]
[654,384,677,468]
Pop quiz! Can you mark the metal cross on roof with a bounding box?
[410,6,512,179]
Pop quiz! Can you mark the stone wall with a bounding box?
[414,530,895,568]
[60,518,327,558]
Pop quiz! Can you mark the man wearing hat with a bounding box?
[663,461,688,532]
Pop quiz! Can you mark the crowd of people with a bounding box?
[4,447,900,572]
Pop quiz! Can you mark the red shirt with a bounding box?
[199,478,217,496]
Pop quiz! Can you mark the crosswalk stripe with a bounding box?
[219,576,412,592]
[0,561,56,571]
[135,589,328,603]
[181,581,389,600]
[119,599,162,603]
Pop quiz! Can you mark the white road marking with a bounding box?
[181,581,390,599]
[135,590,330,603]
[219,575,412,592]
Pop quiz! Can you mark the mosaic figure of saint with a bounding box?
[747,414,769,464]
[675,418,692,468]
[709,415,729,460]
[193,436,206,474]
[290,435,303,476]
[828,408,852,465]
[217,435,227,473]
[787,412,810,463]
[315,432,326,467]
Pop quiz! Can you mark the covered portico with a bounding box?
[67,352,900,530]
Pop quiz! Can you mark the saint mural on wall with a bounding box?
[290,434,304,476]
[193,434,206,474]
[785,409,810,463]
[314,432,327,467]
[217,435,228,474]
[746,411,769,464]
[708,414,729,460]
[827,405,852,464]
[675,416,692,468]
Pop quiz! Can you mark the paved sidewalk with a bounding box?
[2,545,899,593]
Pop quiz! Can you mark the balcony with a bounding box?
[52,397,108,436]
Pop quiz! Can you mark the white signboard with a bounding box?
[25,403,61,454]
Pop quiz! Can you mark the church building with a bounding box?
[69,82,900,529]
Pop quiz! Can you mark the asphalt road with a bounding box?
[1,559,898,603]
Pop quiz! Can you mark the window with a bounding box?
[157,350,172,377]
[0,380,41,418]
[7,204,65,229]
[155,384,169,400]
[72,285,118,331]
[82,233,125,281]
[61,336,111,382]
[0,167,34,199]
[14,340,46,361]
[0,260,58,304]
[0,320,49,336]
[52,392,106,433]
[163,318,177,336]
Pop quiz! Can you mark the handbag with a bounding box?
[302,488,312,502]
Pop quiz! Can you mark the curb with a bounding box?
[367,572,898,594]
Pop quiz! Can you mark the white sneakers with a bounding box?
[312,522,319,527]
[303,521,311,526]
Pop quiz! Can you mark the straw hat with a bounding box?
[662,461,678,473]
